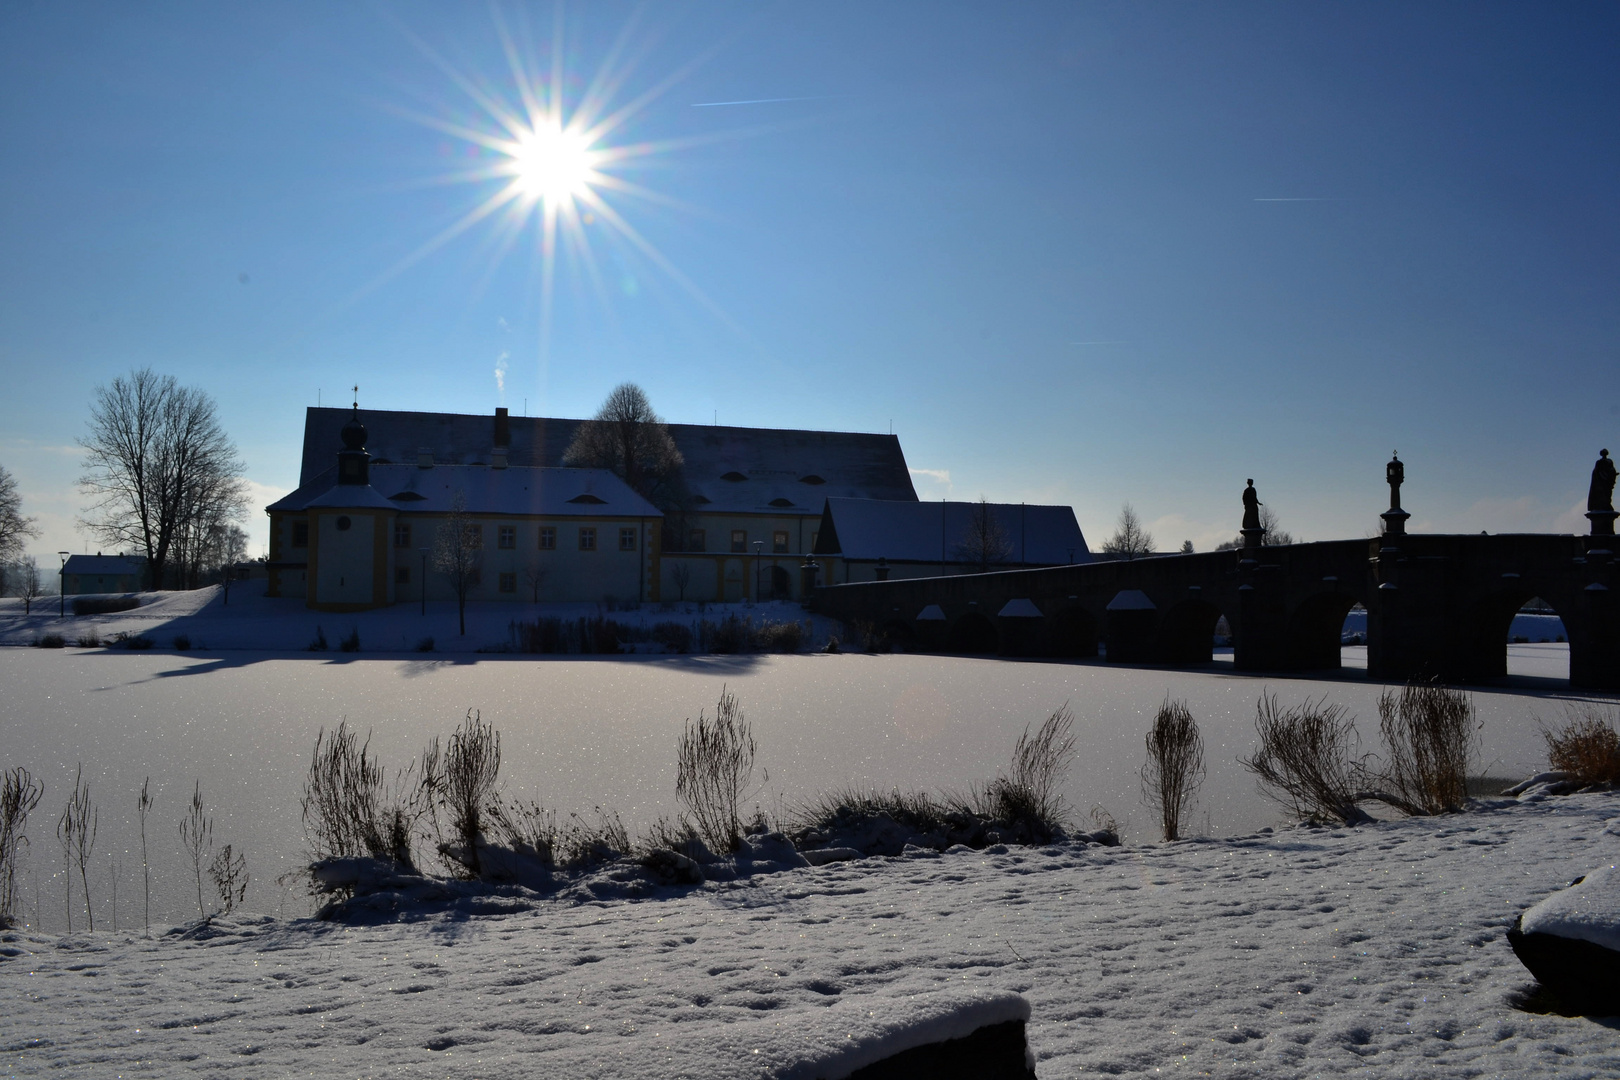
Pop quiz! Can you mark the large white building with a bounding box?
[266,405,1090,610]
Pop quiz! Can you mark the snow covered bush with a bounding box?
[1378,682,1476,814]
[677,686,758,853]
[1141,697,1204,841]
[1241,693,1373,826]
[1,766,44,928]
[1541,704,1620,787]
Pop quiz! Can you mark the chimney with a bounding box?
[494,407,510,448]
[417,447,434,469]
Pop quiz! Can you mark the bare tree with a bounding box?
[562,383,684,500]
[17,557,42,614]
[0,465,40,577]
[523,564,548,603]
[1101,504,1155,559]
[1217,505,1295,550]
[670,560,691,602]
[78,368,248,591]
[433,493,482,636]
[955,497,1013,572]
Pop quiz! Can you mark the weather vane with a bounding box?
[352,385,359,409]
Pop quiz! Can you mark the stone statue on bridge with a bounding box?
[1590,449,1617,514]
[1386,452,1404,511]
[1242,480,1262,532]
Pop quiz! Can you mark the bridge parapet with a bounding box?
[811,533,1619,688]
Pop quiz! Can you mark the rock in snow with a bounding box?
[1509,860,1620,1015]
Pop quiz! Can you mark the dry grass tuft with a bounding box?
[1,767,44,928]
[677,687,759,853]
[974,705,1077,840]
[1141,697,1204,841]
[1241,693,1373,826]
[301,721,422,871]
[1541,704,1620,786]
[1378,682,1477,813]
[423,710,502,876]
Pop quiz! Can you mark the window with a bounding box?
[498,572,516,593]
[467,568,481,586]
[468,525,483,548]
[811,531,819,550]
[394,522,411,548]
[395,566,410,585]
[292,521,309,548]
[335,516,351,532]
[773,530,789,554]
[619,527,637,551]
[539,526,556,550]
[498,525,516,550]
[731,530,747,553]
[579,527,597,551]
[687,528,705,552]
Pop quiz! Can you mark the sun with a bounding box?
[506,121,598,208]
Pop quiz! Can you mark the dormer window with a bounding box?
[568,493,606,504]
[692,495,712,505]
[769,498,794,507]
[799,475,826,485]
[720,471,747,482]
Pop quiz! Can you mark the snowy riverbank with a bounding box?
[5,790,1619,1077]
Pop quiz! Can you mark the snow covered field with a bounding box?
[0,640,1596,929]
[5,790,1618,1077]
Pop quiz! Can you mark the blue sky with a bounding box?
[2,1,1616,561]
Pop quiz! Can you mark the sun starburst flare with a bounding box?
[351,7,756,374]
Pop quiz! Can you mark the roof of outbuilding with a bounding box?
[268,464,662,518]
[297,408,918,515]
[813,498,1090,565]
[63,555,145,576]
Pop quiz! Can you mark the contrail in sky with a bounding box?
[1253,197,1340,202]
[1071,340,1128,345]
[691,95,843,107]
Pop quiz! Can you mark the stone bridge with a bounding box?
[811,532,1620,689]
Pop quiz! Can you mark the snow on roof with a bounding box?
[815,498,1090,565]
[298,407,917,515]
[1106,589,1156,611]
[997,598,1044,618]
[269,465,662,518]
[62,554,144,576]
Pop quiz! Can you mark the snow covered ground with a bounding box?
[5,790,1619,1078]
[0,644,1593,929]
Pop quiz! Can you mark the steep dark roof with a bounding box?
[298,408,918,515]
[813,498,1091,566]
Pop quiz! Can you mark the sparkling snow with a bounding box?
[4,793,1619,1077]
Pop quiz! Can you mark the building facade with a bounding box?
[284,406,920,605]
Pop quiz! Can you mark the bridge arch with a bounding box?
[1159,598,1225,665]
[1287,591,1363,671]
[945,611,999,655]
[1458,587,1569,682]
[1049,605,1099,658]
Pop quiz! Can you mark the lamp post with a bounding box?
[58,552,70,616]
[752,540,763,603]
[419,546,431,616]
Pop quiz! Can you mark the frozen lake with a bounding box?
[0,645,1596,928]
